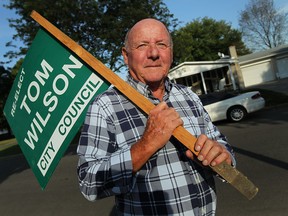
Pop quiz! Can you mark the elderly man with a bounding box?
[77,18,235,215]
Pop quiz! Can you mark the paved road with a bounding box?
[0,104,287,216]
[0,150,115,216]
[215,104,288,216]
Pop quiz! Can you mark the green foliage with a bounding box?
[11,58,24,78]
[0,66,13,132]
[171,17,251,66]
[4,0,178,72]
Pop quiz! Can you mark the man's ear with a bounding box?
[122,47,129,65]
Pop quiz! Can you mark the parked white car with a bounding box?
[199,91,265,122]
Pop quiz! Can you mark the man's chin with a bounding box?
[144,76,166,86]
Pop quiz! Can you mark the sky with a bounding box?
[1,0,288,69]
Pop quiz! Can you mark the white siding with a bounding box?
[276,57,288,79]
[241,60,276,87]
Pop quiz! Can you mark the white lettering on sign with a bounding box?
[38,141,55,171]
[24,111,51,150]
[58,79,100,136]
[23,55,82,150]
[62,55,81,78]
[11,68,26,117]
[37,73,103,176]
[20,59,54,115]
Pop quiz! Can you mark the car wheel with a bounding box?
[227,106,247,122]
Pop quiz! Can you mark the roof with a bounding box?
[168,60,235,79]
[169,44,288,78]
[239,44,288,65]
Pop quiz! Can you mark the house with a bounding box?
[168,44,288,94]
[239,44,288,87]
[168,60,237,95]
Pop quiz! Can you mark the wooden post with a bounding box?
[229,46,245,89]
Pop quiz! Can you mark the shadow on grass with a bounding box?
[0,154,30,184]
[0,145,22,157]
[0,135,79,184]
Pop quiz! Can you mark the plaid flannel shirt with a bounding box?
[77,76,235,216]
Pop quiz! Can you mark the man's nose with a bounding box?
[147,44,160,59]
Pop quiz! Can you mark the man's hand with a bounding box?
[144,101,183,151]
[185,134,232,167]
[131,102,183,173]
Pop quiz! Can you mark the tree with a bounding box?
[4,0,178,73]
[0,66,13,136]
[171,17,250,66]
[239,0,288,51]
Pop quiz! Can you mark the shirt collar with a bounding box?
[127,75,173,100]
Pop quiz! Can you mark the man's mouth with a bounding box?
[144,64,161,68]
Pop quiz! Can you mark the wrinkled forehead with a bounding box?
[127,19,171,43]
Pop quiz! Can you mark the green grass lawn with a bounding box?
[0,138,21,157]
[0,131,80,158]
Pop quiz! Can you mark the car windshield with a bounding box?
[199,92,238,106]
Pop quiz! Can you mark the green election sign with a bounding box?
[3,29,110,189]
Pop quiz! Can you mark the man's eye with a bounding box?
[135,42,169,51]
[137,44,148,50]
[156,43,168,49]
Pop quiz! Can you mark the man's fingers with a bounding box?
[194,134,232,166]
[210,151,231,166]
[150,102,182,125]
[185,150,194,160]
[152,101,168,112]
[195,134,207,152]
[203,145,227,166]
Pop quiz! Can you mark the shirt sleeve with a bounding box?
[77,97,136,201]
[192,92,236,167]
[204,111,237,167]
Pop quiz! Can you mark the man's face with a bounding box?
[122,19,173,86]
